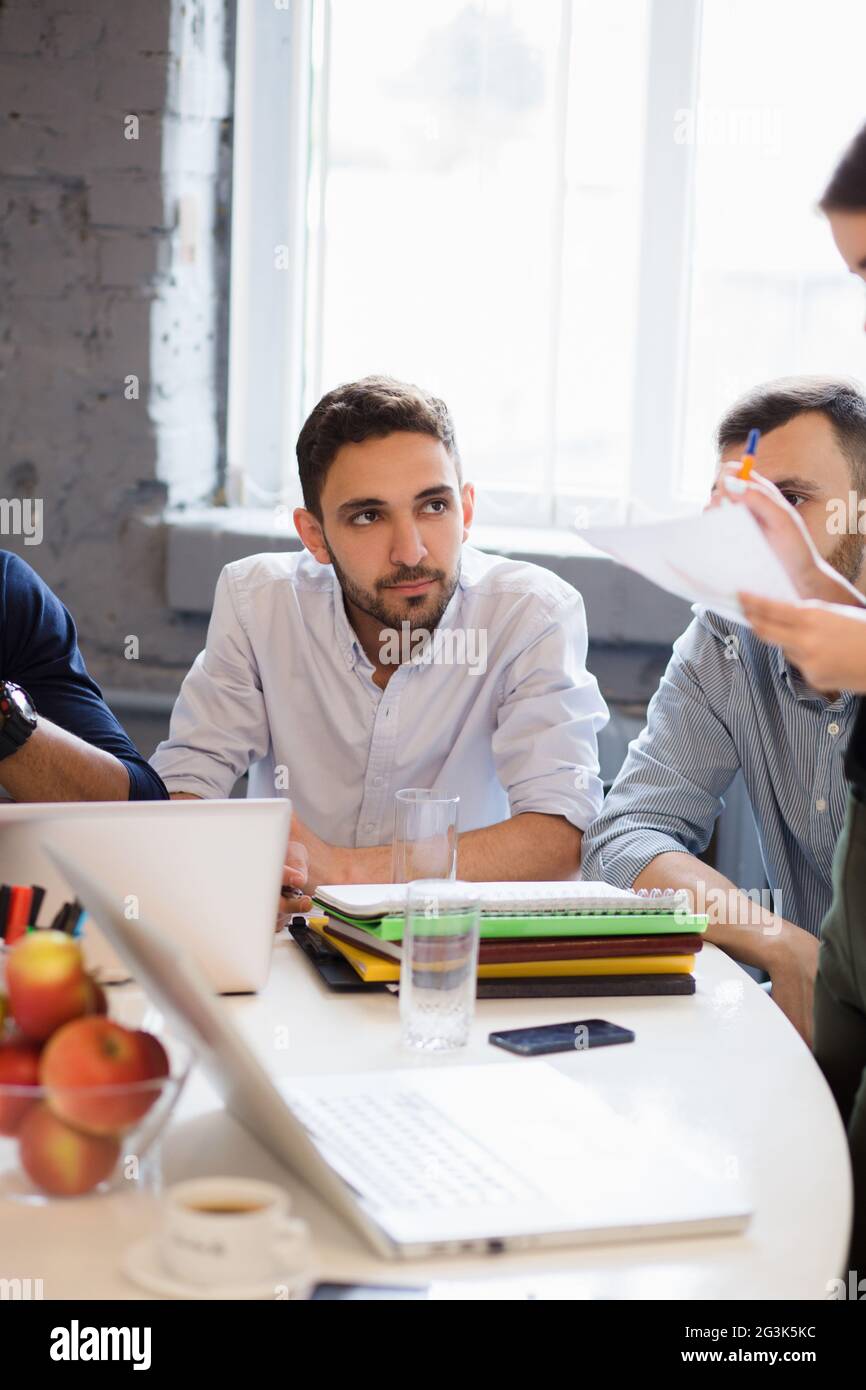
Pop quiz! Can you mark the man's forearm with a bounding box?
[311,813,582,888]
[0,718,130,802]
[633,851,792,969]
[456,813,581,881]
[634,850,822,1043]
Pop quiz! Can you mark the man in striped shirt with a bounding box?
[581,376,866,1044]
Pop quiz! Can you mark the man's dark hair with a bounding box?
[296,375,460,518]
[717,376,866,491]
[820,122,866,212]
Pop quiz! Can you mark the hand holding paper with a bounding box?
[720,466,866,608]
[578,503,799,626]
[738,594,866,693]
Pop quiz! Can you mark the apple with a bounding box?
[40,1018,169,1137]
[0,1036,41,1135]
[6,932,102,1041]
[18,1103,120,1196]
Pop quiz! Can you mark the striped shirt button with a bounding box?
[828,722,840,736]
[816,798,827,812]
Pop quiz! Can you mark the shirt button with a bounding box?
[372,776,384,788]
[828,722,840,736]
[365,821,375,832]
[816,798,827,812]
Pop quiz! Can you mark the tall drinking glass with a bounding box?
[400,879,480,1051]
[391,788,459,883]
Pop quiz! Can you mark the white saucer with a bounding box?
[122,1236,310,1301]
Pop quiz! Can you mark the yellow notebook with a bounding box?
[481,956,694,978]
[321,930,398,982]
[317,925,694,984]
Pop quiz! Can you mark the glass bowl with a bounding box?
[0,945,192,1202]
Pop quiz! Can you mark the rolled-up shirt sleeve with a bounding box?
[150,565,271,798]
[492,589,608,832]
[580,618,742,887]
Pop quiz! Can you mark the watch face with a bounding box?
[1,683,36,726]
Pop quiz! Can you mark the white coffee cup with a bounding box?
[160,1177,308,1289]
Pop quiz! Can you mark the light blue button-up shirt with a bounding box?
[151,544,608,848]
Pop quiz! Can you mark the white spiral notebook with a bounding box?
[314,881,691,921]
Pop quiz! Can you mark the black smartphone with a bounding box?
[488,1018,635,1057]
[309,1282,429,1300]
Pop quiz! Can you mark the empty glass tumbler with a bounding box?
[391,788,459,883]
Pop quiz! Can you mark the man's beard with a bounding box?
[828,530,866,586]
[324,539,460,635]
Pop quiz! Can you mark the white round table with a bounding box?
[1,939,851,1299]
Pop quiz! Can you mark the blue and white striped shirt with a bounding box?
[581,608,857,937]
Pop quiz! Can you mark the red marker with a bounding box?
[5,886,34,945]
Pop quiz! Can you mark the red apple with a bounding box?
[18,1102,119,1196]
[40,1018,169,1137]
[0,1036,42,1135]
[6,931,94,1041]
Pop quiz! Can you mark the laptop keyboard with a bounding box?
[288,1088,539,1210]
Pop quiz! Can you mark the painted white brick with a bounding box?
[1,0,232,688]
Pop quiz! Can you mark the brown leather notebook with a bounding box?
[477,934,704,964]
[322,921,702,966]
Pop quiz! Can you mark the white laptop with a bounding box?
[0,799,291,993]
[50,847,753,1262]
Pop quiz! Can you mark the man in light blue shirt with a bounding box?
[152,376,608,885]
[582,376,866,1043]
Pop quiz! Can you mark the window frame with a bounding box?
[228,0,705,523]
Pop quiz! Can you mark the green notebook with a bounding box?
[316,902,708,943]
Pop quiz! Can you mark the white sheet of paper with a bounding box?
[577,502,800,625]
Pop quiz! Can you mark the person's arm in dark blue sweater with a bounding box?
[0,551,167,801]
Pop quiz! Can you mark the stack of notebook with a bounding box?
[305,882,708,998]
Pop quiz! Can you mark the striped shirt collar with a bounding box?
[773,639,855,708]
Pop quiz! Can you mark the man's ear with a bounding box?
[460,482,476,542]
[293,507,331,564]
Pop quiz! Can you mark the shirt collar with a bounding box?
[331,570,365,671]
[774,642,791,684]
[775,642,853,708]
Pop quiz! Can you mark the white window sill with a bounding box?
[162,506,692,645]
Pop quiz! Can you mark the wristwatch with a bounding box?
[0,682,37,762]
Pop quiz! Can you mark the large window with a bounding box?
[679,0,866,499]
[229,0,866,526]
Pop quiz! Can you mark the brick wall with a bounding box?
[0,0,233,727]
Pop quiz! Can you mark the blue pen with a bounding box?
[738,428,761,481]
